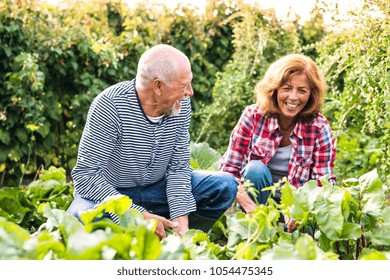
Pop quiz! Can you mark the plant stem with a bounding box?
[0,169,5,187]
[356,238,361,259]
[361,234,366,248]
[19,142,32,187]
[195,113,212,143]
[335,241,341,255]
[346,240,350,254]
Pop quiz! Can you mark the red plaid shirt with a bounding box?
[219,105,336,188]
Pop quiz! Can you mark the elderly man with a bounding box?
[66,44,237,239]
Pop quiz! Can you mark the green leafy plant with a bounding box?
[0,166,389,260]
[207,169,389,260]
[0,166,73,232]
[278,169,390,259]
[190,141,221,170]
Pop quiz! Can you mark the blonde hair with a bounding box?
[255,54,327,121]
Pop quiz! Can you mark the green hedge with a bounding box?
[0,0,238,185]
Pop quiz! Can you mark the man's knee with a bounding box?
[66,196,96,220]
[211,171,238,202]
[192,170,238,204]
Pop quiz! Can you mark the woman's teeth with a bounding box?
[286,103,298,109]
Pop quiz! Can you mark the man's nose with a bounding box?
[186,84,194,96]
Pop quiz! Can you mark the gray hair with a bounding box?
[136,44,189,87]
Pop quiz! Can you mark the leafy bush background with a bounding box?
[0,0,389,188]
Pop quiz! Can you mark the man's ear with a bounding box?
[152,79,163,96]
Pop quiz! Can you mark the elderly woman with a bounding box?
[219,54,336,232]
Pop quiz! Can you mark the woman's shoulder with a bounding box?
[306,113,330,128]
[244,104,267,118]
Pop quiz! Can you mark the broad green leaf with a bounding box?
[159,235,186,260]
[295,234,319,260]
[39,166,67,182]
[340,223,362,240]
[37,121,51,138]
[183,229,210,244]
[226,205,278,250]
[341,188,352,220]
[84,219,124,234]
[181,230,219,260]
[65,230,120,260]
[367,207,390,245]
[0,217,31,259]
[39,204,84,244]
[316,230,332,252]
[360,212,378,230]
[235,241,268,260]
[22,231,66,260]
[15,128,28,143]
[261,238,296,260]
[101,234,134,260]
[119,209,156,233]
[313,186,347,240]
[209,214,228,241]
[359,249,388,260]
[129,226,161,260]
[0,129,11,145]
[359,169,384,215]
[26,179,62,200]
[190,142,221,170]
[261,235,338,260]
[280,182,295,214]
[189,158,200,170]
[288,180,321,224]
[226,211,250,249]
[343,178,359,187]
[80,195,132,224]
[0,188,30,224]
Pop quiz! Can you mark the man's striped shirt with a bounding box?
[71,79,195,222]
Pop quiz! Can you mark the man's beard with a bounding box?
[163,101,181,116]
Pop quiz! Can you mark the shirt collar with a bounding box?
[268,116,305,140]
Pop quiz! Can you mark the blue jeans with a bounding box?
[66,170,238,232]
[241,160,273,205]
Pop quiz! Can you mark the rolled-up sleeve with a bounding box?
[312,122,337,185]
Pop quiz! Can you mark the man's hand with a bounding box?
[142,212,178,240]
[171,215,189,237]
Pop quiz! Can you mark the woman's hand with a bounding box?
[284,215,298,232]
[235,181,258,214]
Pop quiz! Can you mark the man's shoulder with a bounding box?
[101,80,135,99]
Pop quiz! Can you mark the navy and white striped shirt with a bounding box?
[71,79,196,222]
